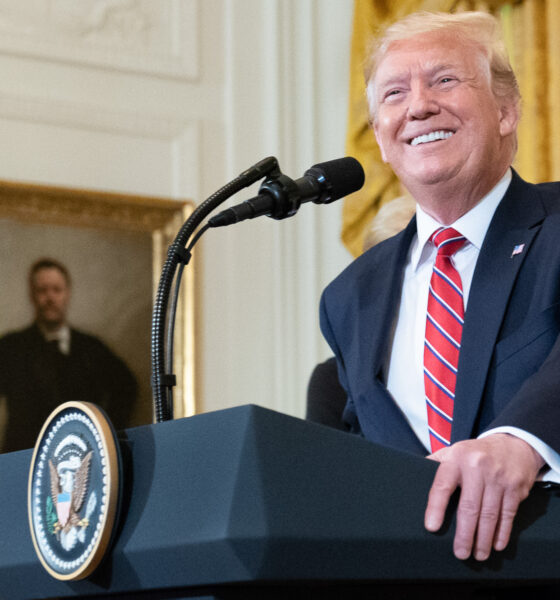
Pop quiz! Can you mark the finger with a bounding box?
[424,462,459,533]
[452,473,485,560]
[493,491,523,552]
[472,485,503,561]
[427,446,449,462]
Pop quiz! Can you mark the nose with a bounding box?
[407,83,439,120]
[44,289,57,302]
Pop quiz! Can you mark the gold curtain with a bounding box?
[504,0,560,183]
[343,0,560,257]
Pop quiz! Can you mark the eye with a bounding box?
[383,88,403,102]
[438,76,456,85]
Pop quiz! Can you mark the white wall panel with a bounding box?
[198,0,353,418]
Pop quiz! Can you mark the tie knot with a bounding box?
[431,227,466,257]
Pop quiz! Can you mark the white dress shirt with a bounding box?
[41,323,71,355]
[385,169,560,481]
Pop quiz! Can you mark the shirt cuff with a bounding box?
[479,426,560,484]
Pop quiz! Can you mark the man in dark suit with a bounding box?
[0,258,137,452]
[320,11,560,562]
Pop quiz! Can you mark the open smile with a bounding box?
[409,130,455,146]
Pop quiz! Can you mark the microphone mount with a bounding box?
[208,157,364,228]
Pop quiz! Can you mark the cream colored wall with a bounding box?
[0,0,354,420]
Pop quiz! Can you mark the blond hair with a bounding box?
[366,11,520,120]
[363,195,416,252]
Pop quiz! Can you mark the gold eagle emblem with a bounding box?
[49,450,93,537]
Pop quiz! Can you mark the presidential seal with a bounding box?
[28,401,122,581]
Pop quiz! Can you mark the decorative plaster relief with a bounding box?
[0,0,198,79]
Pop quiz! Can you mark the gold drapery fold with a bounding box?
[343,0,560,257]
[507,2,549,182]
[546,0,560,180]
[505,0,560,182]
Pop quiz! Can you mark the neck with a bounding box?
[407,167,510,225]
[416,194,480,225]
[37,321,66,335]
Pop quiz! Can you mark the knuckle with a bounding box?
[457,499,480,519]
[504,476,532,498]
[431,478,455,495]
[501,506,518,522]
[478,507,500,522]
[465,451,486,470]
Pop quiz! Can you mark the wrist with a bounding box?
[503,432,546,472]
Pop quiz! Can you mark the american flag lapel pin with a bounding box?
[511,243,525,258]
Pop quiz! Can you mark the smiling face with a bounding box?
[370,31,519,220]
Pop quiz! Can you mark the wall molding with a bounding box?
[0,90,200,199]
[0,0,199,80]
[0,91,188,138]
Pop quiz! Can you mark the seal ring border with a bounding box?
[27,400,120,581]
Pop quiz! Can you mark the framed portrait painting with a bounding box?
[0,180,195,447]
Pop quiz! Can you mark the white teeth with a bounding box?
[410,130,453,146]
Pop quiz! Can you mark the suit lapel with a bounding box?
[452,172,546,442]
[352,218,428,454]
[359,217,417,382]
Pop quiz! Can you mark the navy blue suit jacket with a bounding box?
[320,171,560,456]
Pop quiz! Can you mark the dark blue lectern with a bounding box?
[1,404,559,599]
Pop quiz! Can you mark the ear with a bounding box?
[29,283,36,305]
[373,121,388,163]
[367,82,388,163]
[498,97,520,138]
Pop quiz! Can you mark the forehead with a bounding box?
[31,267,69,287]
[374,31,484,85]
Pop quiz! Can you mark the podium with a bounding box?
[1,404,560,599]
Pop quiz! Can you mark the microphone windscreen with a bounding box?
[305,157,365,204]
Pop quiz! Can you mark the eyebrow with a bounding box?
[378,62,462,85]
[426,63,462,76]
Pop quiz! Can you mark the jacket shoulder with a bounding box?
[0,325,39,346]
[534,180,560,213]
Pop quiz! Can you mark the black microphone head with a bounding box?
[304,156,365,204]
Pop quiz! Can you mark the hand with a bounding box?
[424,433,545,561]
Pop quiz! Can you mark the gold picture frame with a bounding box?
[0,180,195,425]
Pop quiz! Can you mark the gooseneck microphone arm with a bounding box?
[151,157,280,422]
[151,156,364,423]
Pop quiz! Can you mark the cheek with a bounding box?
[374,118,395,161]
[375,113,394,137]
[459,93,502,134]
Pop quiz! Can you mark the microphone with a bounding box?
[208,156,364,227]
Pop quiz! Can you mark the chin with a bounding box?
[400,163,459,188]
[40,317,64,329]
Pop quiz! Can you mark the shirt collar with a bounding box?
[39,323,71,354]
[410,168,512,270]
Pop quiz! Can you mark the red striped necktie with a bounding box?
[423,227,467,452]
